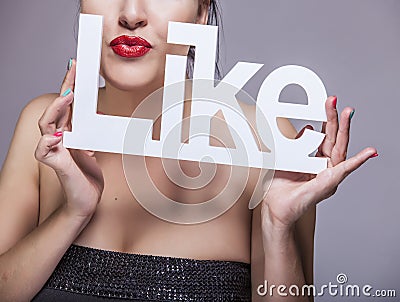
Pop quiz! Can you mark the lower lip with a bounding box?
[111,44,151,58]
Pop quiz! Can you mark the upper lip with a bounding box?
[110,35,152,48]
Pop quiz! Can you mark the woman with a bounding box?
[0,0,378,301]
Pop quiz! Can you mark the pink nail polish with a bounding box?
[369,153,378,159]
[54,131,63,137]
[332,96,337,108]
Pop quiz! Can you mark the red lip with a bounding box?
[110,35,152,58]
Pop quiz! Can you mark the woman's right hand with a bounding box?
[34,59,104,219]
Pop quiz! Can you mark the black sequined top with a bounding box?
[32,244,252,301]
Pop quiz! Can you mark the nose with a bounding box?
[118,0,148,30]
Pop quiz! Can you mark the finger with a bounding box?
[57,105,72,132]
[58,59,76,131]
[34,133,63,163]
[333,147,378,185]
[60,58,76,96]
[300,147,378,204]
[331,107,354,166]
[60,94,74,132]
[38,90,74,135]
[318,96,338,157]
[40,58,75,135]
[295,125,314,139]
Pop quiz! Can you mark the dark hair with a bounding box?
[187,0,223,80]
[75,0,223,80]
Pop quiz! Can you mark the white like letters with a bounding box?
[63,14,328,174]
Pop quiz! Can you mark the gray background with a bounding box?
[0,1,399,301]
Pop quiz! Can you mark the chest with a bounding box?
[38,153,256,223]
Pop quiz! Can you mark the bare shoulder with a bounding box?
[8,93,59,157]
[4,92,58,165]
[14,93,59,147]
[21,93,58,119]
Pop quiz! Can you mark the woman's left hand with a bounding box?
[261,96,378,232]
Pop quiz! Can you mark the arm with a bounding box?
[276,118,315,287]
[254,97,377,301]
[251,118,315,302]
[259,208,315,302]
[278,118,317,286]
[0,94,91,302]
[0,60,104,301]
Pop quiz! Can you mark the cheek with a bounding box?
[150,1,198,22]
[148,2,198,55]
[80,0,115,15]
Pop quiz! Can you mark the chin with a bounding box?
[101,58,166,92]
[105,74,162,92]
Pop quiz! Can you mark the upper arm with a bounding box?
[0,94,56,255]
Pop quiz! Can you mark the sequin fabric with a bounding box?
[33,244,251,301]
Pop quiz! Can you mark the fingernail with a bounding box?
[369,153,378,159]
[62,88,72,97]
[349,109,355,120]
[332,96,337,108]
[54,131,63,137]
[67,58,73,71]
